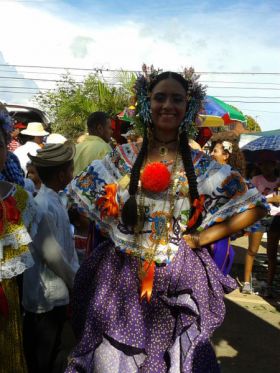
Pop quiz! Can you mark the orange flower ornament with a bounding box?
[96,183,119,219]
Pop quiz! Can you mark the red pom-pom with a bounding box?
[141,162,171,193]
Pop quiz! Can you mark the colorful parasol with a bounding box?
[198,96,247,127]
[117,106,135,123]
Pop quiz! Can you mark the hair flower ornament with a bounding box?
[133,64,206,139]
[222,141,233,154]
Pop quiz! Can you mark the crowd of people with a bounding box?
[0,67,279,373]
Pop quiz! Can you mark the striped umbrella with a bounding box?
[242,135,280,162]
[198,96,247,127]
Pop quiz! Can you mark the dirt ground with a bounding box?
[213,236,280,373]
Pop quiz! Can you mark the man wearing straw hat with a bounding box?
[14,122,49,175]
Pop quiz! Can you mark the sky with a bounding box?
[0,0,279,131]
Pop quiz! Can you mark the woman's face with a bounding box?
[150,78,187,133]
[211,143,229,165]
[0,132,7,172]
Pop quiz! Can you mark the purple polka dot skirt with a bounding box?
[65,240,237,372]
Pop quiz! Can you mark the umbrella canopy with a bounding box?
[242,135,280,162]
[117,106,135,123]
[198,96,247,127]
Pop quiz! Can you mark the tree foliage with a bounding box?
[34,72,136,140]
[244,115,262,132]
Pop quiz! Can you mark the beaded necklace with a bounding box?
[135,150,180,280]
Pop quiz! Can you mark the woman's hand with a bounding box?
[183,232,201,249]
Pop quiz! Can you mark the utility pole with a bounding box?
[255,116,259,132]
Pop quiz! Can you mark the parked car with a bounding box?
[3,103,50,131]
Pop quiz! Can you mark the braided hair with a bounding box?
[122,71,202,232]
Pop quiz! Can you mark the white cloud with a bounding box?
[0,1,279,130]
[70,36,94,59]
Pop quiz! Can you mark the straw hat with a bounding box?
[46,133,67,144]
[21,122,49,137]
[28,142,75,167]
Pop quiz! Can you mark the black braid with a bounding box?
[179,130,203,232]
[121,126,149,227]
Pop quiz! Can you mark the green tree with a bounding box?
[34,72,136,140]
[244,115,261,132]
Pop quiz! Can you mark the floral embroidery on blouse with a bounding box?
[66,144,269,264]
[218,171,248,199]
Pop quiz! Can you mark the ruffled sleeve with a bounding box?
[66,145,135,228]
[195,152,269,230]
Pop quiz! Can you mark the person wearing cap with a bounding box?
[73,112,112,176]
[22,142,79,373]
[14,122,49,175]
[46,132,67,144]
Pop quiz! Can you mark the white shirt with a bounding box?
[14,141,41,175]
[23,184,79,313]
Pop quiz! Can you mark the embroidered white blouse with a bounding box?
[66,143,267,264]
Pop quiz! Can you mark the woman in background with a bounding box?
[210,132,247,276]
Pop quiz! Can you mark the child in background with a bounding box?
[26,162,41,195]
[22,142,79,373]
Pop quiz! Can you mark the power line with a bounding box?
[2,68,280,85]
[221,100,280,104]
[0,68,87,78]
[2,76,280,91]
[1,63,280,75]
[203,81,280,86]
[2,87,280,99]
[0,86,51,90]
[1,90,280,103]
[215,96,280,99]
[0,76,65,83]
[208,86,280,90]
[242,109,280,114]
[0,90,37,94]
